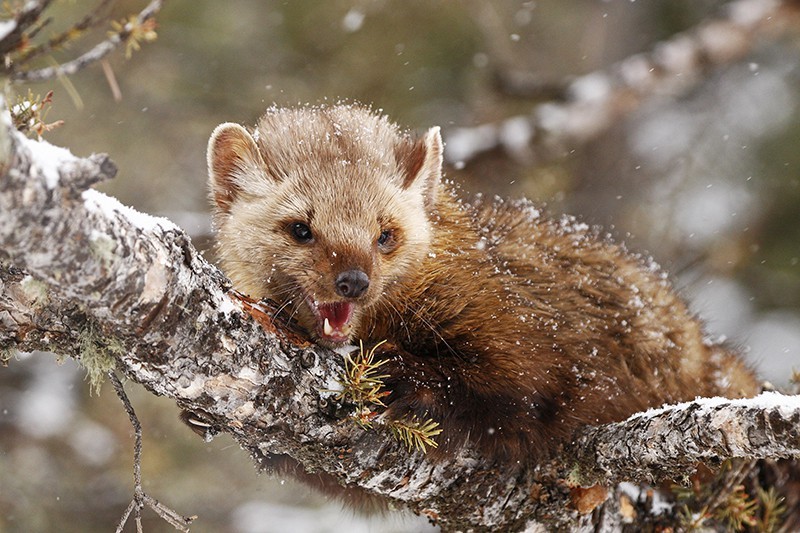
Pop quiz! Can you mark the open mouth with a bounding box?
[307,298,356,343]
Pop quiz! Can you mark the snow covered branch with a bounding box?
[1,114,799,530]
[573,394,800,485]
[446,0,798,165]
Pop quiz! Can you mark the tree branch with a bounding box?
[445,0,799,165]
[1,111,799,530]
[7,0,164,84]
[574,394,800,486]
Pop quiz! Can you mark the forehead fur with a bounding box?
[255,105,409,186]
[252,105,425,224]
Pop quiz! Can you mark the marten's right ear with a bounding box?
[207,123,268,214]
[397,126,443,210]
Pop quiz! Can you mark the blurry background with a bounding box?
[1,0,799,531]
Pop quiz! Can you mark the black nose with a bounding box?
[335,269,370,299]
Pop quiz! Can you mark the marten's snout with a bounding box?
[335,269,370,299]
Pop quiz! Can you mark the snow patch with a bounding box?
[630,391,800,423]
[24,137,75,189]
[139,254,169,303]
[216,293,242,316]
[444,124,498,164]
[618,481,641,501]
[341,8,365,32]
[332,344,358,358]
[82,189,178,232]
[619,482,673,516]
[0,20,16,41]
[321,374,343,396]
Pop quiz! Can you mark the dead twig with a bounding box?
[109,371,194,533]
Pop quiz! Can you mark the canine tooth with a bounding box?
[323,317,333,336]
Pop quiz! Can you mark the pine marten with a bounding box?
[206,104,759,467]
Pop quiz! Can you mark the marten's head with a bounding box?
[207,105,442,346]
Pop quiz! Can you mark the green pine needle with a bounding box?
[335,340,390,408]
[388,415,442,454]
[332,340,441,453]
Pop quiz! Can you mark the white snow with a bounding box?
[444,124,498,164]
[216,292,242,316]
[321,374,343,395]
[618,481,641,501]
[649,488,674,515]
[82,189,178,232]
[0,20,16,41]
[332,344,358,358]
[24,137,75,189]
[341,8,365,32]
[630,391,800,423]
[500,116,533,156]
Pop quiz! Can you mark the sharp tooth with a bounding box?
[323,317,333,336]
[341,323,352,335]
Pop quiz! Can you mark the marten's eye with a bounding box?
[377,229,395,250]
[289,222,313,243]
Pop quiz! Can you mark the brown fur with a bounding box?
[207,104,759,471]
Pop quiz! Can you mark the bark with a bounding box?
[2,112,800,531]
[573,395,800,486]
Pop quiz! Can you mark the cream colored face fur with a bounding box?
[207,105,442,345]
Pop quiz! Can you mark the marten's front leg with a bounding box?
[374,343,564,465]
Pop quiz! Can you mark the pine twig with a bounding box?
[388,415,442,454]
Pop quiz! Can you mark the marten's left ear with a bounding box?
[397,126,442,209]
[207,122,268,215]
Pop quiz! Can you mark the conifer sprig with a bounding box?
[388,415,442,454]
[333,340,441,453]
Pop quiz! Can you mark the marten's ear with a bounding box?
[397,126,442,209]
[207,123,268,214]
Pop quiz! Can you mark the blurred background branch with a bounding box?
[1,0,163,83]
[448,0,797,165]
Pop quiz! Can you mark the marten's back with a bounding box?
[474,196,759,402]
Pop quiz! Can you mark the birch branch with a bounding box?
[1,115,799,530]
[573,394,800,486]
[5,0,164,83]
[445,0,799,165]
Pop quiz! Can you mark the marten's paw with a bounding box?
[374,343,557,465]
